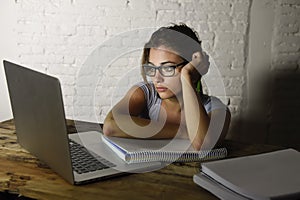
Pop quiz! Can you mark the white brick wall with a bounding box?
[272,0,300,70]
[2,0,298,146]
[268,0,300,148]
[14,0,251,124]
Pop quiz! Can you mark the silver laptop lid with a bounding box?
[4,60,75,184]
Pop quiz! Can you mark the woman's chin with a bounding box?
[157,91,175,100]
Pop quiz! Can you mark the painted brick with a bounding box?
[14,0,251,123]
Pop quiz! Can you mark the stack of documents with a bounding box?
[193,149,300,200]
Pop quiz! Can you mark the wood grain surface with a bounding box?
[0,119,282,200]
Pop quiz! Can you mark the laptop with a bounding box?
[3,60,161,185]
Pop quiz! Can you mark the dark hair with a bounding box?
[141,23,203,94]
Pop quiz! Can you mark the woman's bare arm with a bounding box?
[103,86,183,139]
[180,52,230,150]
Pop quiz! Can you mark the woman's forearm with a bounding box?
[103,111,183,139]
[181,73,210,150]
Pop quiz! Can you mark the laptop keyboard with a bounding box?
[69,139,116,174]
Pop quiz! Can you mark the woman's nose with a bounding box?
[152,70,164,83]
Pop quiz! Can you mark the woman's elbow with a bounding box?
[103,124,114,137]
[192,139,204,151]
[103,117,115,137]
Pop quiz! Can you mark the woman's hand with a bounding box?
[180,51,210,84]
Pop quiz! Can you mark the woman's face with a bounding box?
[148,46,184,100]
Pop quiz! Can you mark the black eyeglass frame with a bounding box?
[142,61,189,77]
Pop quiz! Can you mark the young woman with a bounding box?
[103,23,231,151]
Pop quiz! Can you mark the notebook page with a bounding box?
[103,136,195,153]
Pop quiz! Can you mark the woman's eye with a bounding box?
[162,66,174,72]
[149,67,156,72]
[145,66,154,70]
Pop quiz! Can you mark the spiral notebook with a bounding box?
[102,135,227,164]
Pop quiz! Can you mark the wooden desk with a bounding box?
[0,119,283,200]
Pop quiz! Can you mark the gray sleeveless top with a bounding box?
[135,82,227,121]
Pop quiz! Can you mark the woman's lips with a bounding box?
[156,86,167,92]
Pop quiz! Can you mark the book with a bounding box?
[101,135,227,164]
[193,172,249,200]
[193,149,300,200]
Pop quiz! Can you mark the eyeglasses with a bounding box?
[142,61,188,77]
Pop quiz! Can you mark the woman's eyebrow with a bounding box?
[161,61,176,65]
[147,61,177,65]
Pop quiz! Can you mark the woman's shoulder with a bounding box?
[134,81,156,95]
[133,81,161,120]
[134,81,159,102]
[134,81,154,88]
